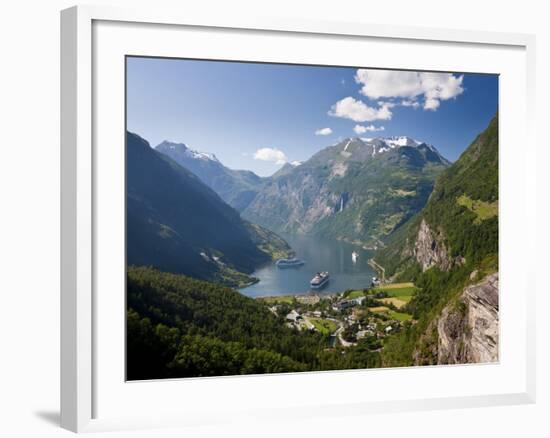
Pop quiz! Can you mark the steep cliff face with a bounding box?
[243,171,336,234]
[437,272,499,364]
[413,219,452,272]
[243,137,448,247]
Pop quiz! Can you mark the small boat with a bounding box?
[352,251,359,263]
[276,257,305,268]
[310,271,330,289]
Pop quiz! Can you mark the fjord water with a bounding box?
[240,234,377,297]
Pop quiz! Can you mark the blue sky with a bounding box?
[127,57,498,177]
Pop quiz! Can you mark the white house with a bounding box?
[286,310,301,322]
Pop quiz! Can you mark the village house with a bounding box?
[332,296,366,311]
[285,309,301,322]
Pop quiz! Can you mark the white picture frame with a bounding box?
[60,4,537,433]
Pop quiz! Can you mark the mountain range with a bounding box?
[243,136,449,248]
[155,135,450,248]
[126,132,290,287]
[155,141,266,211]
[127,113,498,370]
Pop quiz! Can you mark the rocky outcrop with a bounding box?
[413,219,452,272]
[437,272,499,364]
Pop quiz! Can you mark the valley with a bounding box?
[124,58,499,380]
[126,113,499,378]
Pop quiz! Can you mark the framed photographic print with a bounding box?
[61,5,536,433]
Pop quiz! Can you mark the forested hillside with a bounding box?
[126,132,291,287]
[376,114,499,366]
[127,267,381,380]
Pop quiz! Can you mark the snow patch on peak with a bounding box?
[290,160,302,167]
[158,140,219,162]
[188,150,219,162]
[384,136,422,148]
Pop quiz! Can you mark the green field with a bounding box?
[380,297,410,309]
[346,290,366,299]
[456,194,498,224]
[378,282,414,290]
[370,282,416,321]
[371,307,412,322]
[374,282,417,298]
[308,317,338,335]
[385,287,416,297]
[257,295,295,305]
[388,310,413,322]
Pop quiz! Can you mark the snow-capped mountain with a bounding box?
[242,134,451,247]
[156,140,219,163]
[155,140,264,211]
[333,136,447,164]
[357,136,439,156]
[383,136,422,147]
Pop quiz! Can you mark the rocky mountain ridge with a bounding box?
[242,136,450,247]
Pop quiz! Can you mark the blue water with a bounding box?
[240,234,377,297]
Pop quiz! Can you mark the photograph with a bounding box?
[125,57,499,380]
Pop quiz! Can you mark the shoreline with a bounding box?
[253,291,337,301]
[237,276,260,289]
[368,258,386,282]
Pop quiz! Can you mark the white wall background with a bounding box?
[0,1,547,436]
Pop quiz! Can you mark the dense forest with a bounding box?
[127,266,381,380]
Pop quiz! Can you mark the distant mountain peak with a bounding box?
[156,140,219,162]
[355,136,445,161]
[338,136,428,150]
[382,136,422,147]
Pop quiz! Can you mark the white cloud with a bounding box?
[401,99,420,109]
[353,124,385,134]
[424,98,440,110]
[328,97,393,122]
[315,127,333,136]
[354,70,464,111]
[253,147,288,165]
